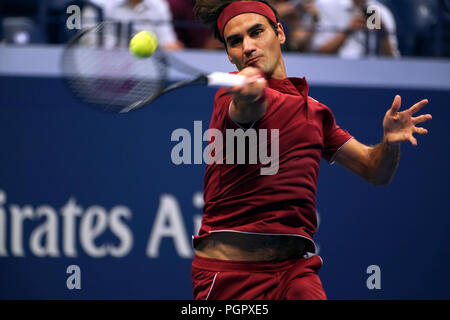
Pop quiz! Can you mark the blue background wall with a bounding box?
[0,50,449,299]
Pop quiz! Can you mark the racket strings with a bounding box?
[62,22,166,113]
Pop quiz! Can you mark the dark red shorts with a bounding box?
[191,254,327,300]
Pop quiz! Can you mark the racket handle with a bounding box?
[206,72,246,87]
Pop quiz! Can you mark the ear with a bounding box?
[226,49,235,65]
[222,36,236,65]
[276,22,286,45]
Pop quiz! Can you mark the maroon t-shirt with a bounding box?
[193,77,353,253]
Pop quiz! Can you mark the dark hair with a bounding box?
[193,0,280,44]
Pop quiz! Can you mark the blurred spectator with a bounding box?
[311,0,400,58]
[0,0,47,44]
[166,0,223,49]
[87,0,184,50]
[443,0,450,57]
[388,0,442,57]
[269,0,320,52]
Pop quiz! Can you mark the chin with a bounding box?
[249,62,264,71]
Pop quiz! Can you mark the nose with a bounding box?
[243,36,256,57]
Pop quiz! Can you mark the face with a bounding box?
[352,0,367,9]
[223,13,286,78]
[128,0,143,6]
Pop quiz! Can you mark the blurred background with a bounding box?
[0,0,449,300]
[0,0,449,57]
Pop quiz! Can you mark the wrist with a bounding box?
[312,13,319,23]
[382,136,401,149]
[251,87,267,105]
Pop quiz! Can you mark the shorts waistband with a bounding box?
[192,254,319,273]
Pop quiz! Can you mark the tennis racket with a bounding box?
[61,21,246,113]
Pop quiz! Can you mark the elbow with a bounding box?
[367,175,393,186]
[369,179,391,187]
[364,157,395,186]
[317,46,334,54]
[365,166,393,186]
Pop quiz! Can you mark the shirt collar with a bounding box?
[267,77,309,98]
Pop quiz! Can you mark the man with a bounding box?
[192,0,431,300]
[312,0,400,58]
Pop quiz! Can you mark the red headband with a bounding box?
[217,1,277,39]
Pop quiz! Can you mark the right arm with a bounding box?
[228,67,268,125]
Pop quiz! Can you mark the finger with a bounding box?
[219,86,246,98]
[235,76,265,94]
[413,127,428,135]
[220,75,265,97]
[255,77,266,84]
[390,95,401,114]
[408,99,429,115]
[246,75,265,84]
[219,89,238,97]
[219,91,231,98]
[409,136,418,147]
[228,81,248,93]
[412,114,432,124]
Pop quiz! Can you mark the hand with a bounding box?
[302,0,320,21]
[347,15,367,32]
[223,67,267,104]
[162,40,184,51]
[382,95,432,147]
[272,2,297,19]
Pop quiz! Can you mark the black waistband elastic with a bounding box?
[192,254,320,273]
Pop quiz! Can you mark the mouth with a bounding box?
[246,56,261,66]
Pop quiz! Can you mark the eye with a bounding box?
[229,38,242,47]
[251,29,263,37]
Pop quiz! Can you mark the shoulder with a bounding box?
[307,96,339,126]
[369,0,397,29]
[308,96,332,113]
[315,0,339,8]
[213,88,232,116]
[316,0,350,12]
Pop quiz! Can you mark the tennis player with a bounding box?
[191,0,432,300]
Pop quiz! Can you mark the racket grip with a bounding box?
[206,72,246,87]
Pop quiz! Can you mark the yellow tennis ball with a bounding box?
[129,31,158,58]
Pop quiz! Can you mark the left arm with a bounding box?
[379,29,394,57]
[334,95,432,186]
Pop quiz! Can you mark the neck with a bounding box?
[128,0,142,9]
[268,58,287,80]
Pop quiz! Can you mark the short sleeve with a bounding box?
[321,105,354,164]
[210,88,233,129]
